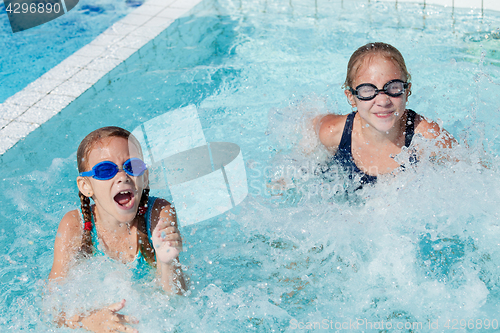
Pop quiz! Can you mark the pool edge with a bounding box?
[0,0,205,155]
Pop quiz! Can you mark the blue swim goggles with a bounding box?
[79,158,148,180]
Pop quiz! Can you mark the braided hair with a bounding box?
[77,126,156,265]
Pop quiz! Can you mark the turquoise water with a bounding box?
[2,0,500,331]
[0,0,141,104]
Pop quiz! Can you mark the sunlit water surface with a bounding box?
[2,0,500,331]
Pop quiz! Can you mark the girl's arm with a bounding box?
[314,113,346,153]
[49,210,83,281]
[150,199,186,293]
[415,114,457,149]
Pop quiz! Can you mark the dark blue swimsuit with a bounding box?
[331,109,416,186]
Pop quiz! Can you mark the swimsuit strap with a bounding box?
[333,112,377,185]
[338,112,356,151]
[145,196,157,243]
[404,109,416,147]
[339,111,415,149]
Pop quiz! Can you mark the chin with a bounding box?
[114,206,139,222]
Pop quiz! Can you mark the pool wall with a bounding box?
[0,0,498,156]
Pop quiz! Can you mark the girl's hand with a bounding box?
[78,299,138,333]
[152,218,182,264]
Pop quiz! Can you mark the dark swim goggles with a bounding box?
[79,158,147,180]
[349,79,408,101]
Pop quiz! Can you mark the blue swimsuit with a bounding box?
[331,109,416,186]
[82,196,158,279]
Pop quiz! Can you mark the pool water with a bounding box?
[2,0,500,331]
[0,0,141,103]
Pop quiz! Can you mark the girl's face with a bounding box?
[345,54,410,134]
[78,136,148,225]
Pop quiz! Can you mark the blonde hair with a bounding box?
[77,126,155,266]
[343,42,411,97]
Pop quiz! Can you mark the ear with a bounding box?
[406,82,412,99]
[77,176,94,198]
[345,89,356,109]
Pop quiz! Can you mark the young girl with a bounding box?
[316,42,456,185]
[49,126,185,333]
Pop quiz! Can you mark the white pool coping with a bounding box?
[0,0,499,155]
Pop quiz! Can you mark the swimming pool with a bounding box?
[2,0,500,331]
[0,0,140,104]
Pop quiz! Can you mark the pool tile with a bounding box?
[129,25,166,38]
[103,45,138,61]
[119,13,153,26]
[89,33,125,48]
[16,106,59,125]
[103,22,138,36]
[157,7,189,19]
[143,16,174,29]
[72,44,107,58]
[0,119,10,130]
[132,4,165,17]
[114,34,152,50]
[51,80,93,98]
[0,103,29,121]
[25,78,62,95]
[39,62,83,82]
[171,0,203,9]
[144,0,177,8]
[4,89,45,107]
[34,94,74,111]
[59,54,94,69]
[0,135,16,155]
[71,69,107,85]
[0,121,39,141]
[85,57,124,73]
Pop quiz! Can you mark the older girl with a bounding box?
[316,42,455,185]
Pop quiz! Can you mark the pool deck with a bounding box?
[0,0,499,156]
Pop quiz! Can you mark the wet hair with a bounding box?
[343,42,412,97]
[77,126,155,266]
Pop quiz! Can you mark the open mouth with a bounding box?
[114,190,135,209]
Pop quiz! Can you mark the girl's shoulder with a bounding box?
[150,197,173,212]
[413,113,456,148]
[314,113,348,151]
[57,209,85,241]
[49,209,85,280]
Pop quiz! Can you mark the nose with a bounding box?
[374,91,391,105]
[115,168,131,182]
